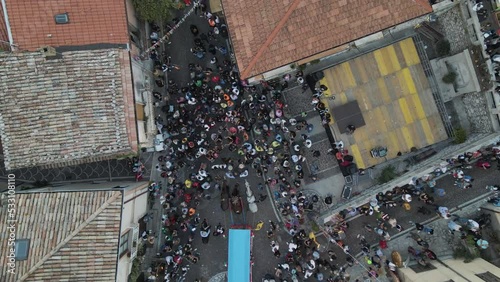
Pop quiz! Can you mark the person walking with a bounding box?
[200,219,211,244]
[271,241,280,258]
[437,206,451,219]
[190,24,199,36]
[415,223,434,235]
[448,220,463,234]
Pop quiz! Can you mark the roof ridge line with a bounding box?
[18,191,122,281]
[240,0,303,78]
[412,0,433,13]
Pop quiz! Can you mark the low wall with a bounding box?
[318,133,500,224]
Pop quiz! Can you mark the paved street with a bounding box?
[138,3,355,280]
[346,190,496,281]
[324,161,500,257]
[138,4,500,282]
[139,5,289,281]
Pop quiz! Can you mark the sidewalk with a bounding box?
[295,133,496,223]
[317,133,498,223]
[347,192,495,281]
[135,5,290,281]
[309,148,500,281]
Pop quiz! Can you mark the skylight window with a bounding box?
[15,239,30,261]
[55,13,69,24]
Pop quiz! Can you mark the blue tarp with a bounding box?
[228,229,251,282]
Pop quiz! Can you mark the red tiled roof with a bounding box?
[222,0,432,79]
[0,3,8,46]
[3,0,129,51]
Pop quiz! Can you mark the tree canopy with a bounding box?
[132,0,178,22]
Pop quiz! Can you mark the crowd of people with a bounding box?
[144,2,346,281]
[308,149,496,281]
[142,2,498,282]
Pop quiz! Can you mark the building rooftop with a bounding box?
[0,3,8,50]
[0,0,129,51]
[221,0,432,79]
[0,49,138,170]
[0,190,122,281]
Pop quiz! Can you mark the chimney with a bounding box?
[39,46,57,58]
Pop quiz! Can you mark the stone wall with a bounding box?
[437,4,471,55]
[462,92,494,133]
[318,133,498,224]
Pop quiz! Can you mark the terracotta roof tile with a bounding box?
[3,0,129,51]
[0,49,136,170]
[223,0,432,78]
[0,191,122,282]
[0,4,8,46]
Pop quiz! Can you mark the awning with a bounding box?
[137,120,147,143]
[209,0,222,13]
[228,229,251,282]
[135,103,145,121]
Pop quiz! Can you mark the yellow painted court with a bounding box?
[320,38,448,169]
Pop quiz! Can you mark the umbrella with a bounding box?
[477,239,489,249]
[436,188,446,197]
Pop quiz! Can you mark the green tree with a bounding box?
[128,258,142,282]
[377,165,397,184]
[453,128,467,144]
[436,40,451,57]
[132,0,179,22]
[453,240,480,263]
[442,71,457,84]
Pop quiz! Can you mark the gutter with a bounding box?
[123,187,149,204]
[1,0,14,49]
[435,259,473,282]
[115,190,125,282]
[317,133,499,224]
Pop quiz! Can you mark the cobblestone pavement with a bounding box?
[207,272,227,282]
[136,5,500,282]
[347,191,494,281]
[282,84,316,117]
[302,138,341,185]
[462,92,494,133]
[300,162,500,281]
[437,4,471,55]
[0,158,138,183]
[139,6,290,282]
[327,160,500,280]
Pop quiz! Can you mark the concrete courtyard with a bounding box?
[320,38,449,169]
